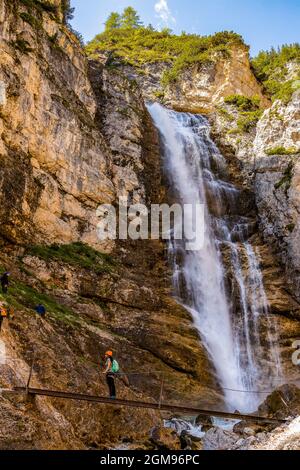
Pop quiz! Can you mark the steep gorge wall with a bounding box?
[0,0,300,450]
[0,0,218,449]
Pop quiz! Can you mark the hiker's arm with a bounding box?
[102,361,111,374]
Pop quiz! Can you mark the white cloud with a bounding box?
[154,0,176,25]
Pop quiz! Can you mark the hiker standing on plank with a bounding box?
[103,350,119,399]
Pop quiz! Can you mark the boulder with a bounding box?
[195,414,214,432]
[257,384,300,419]
[202,427,240,450]
[150,426,181,450]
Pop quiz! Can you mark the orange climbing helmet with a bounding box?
[105,350,113,357]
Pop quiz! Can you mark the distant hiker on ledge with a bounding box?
[35,304,46,318]
[0,272,10,294]
[103,350,119,399]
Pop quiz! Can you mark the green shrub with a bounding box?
[26,242,117,274]
[19,11,42,29]
[274,162,294,190]
[20,0,58,15]
[86,10,245,85]
[217,106,234,121]
[153,89,165,99]
[286,223,295,232]
[265,146,299,155]
[35,0,57,14]
[252,44,300,103]
[11,38,33,54]
[237,109,263,133]
[224,94,260,111]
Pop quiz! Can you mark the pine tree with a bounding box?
[61,0,75,25]
[105,12,122,31]
[121,7,143,29]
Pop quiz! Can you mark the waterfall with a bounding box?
[148,103,282,412]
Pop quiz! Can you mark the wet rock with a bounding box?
[180,431,203,451]
[232,436,257,450]
[233,421,271,436]
[202,427,240,450]
[195,415,214,432]
[150,426,181,450]
[180,430,193,450]
[257,384,300,419]
[248,416,300,450]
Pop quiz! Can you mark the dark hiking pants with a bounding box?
[1,283,8,294]
[106,373,116,398]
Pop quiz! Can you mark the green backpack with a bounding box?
[111,359,119,373]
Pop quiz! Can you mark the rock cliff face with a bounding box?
[0,0,114,248]
[253,93,300,302]
[120,44,269,113]
[0,0,300,451]
[0,0,218,449]
[209,90,300,382]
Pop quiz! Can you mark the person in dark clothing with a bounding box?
[103,350,117,399]
[35,304,46,318]
[0,272,10,294]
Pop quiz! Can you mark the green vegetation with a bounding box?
[26,242,117,274]
[153,89,165,100]
[252,44,300,103]
[86,7,245,85]
[216,106,234,122]
[265,146,300,156]
[61,0,74,24]
[19,11,42,29]
[11,38,33,54]
[274,162,294,190]
[18,0,83,45]
[61,0,84,45]
[224,94,261,111]
[19,0,58,16]
[223,94,263,133]
[0,268,77,326]
[236,109,263,133]
[286,223,295,233]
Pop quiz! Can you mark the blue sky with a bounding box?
[70,0,300,56]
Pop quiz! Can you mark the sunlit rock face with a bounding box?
[253,92,300,302]
[0,0,219,450]
[0,0,156,251]
[119,45,269,114]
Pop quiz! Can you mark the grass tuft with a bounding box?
[26,242,117,274]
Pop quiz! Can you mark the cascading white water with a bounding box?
[148,103,282,412]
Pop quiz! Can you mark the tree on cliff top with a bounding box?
[252,43,300,103]
[61,0,75,25]
[121,7,143,29]
[105,12,122,31]
[104,7,143,32]
[86,8,244,84]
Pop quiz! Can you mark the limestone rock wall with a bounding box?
[0,0,218,449]
[120,45,268,113]
[254,92,300,301]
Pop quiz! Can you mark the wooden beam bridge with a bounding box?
[14,386,286,425]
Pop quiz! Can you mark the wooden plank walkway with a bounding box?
[14,386,286,425]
